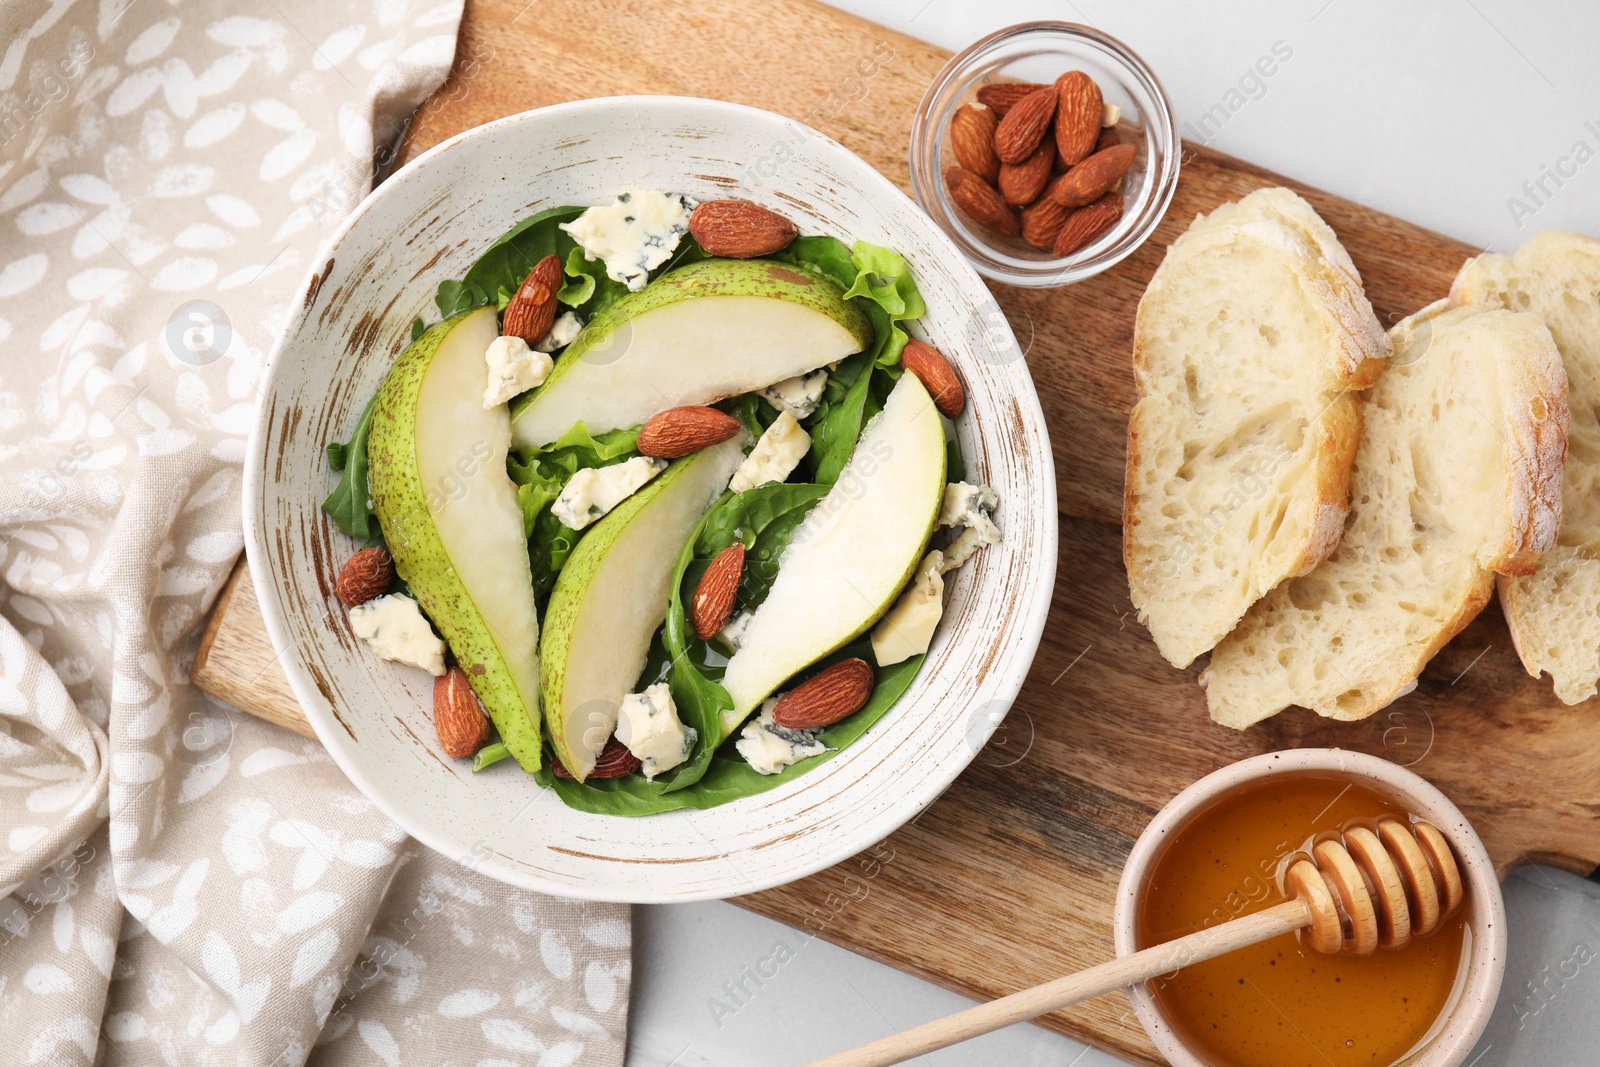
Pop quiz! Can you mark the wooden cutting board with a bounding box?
[193,0,1600,1061]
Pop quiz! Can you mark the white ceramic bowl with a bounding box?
[1113,750,1506,1067]
[243,97,1057,902]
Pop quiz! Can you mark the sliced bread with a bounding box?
[1125,187,1389,668]
[1201,303,1568,728]
[1451,232,1600,704]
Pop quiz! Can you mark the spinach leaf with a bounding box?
[945,437,966,483]
[806,352,874,484]
[696,482,828,557]
[655,510,737,792]
[459,205,585,310]
[322,389,382,540]
[534,648,925,815]
[696,482,829,612]
[719,393,773,441]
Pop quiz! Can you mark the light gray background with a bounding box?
[627,1,1600,1064]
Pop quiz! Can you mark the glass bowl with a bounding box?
[910,21,1180,287]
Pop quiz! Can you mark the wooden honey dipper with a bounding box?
[806,816,1465,1067]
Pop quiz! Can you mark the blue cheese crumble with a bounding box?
[483,334,554,408]
[937,482,1002,569]
[718,608,754,651]
[759,369,828,421]
[347,593,447,676]
[551,456,668,531]
[559,191,692,291]
[735,699,828,775]
[534,310,583,353]
[729,412,810,493]
[615,682,696,779]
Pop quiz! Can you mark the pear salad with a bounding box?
[321,191,1003,815]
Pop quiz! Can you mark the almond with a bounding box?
[501,254,562,344]
[1048,143,1136,208]
[998,138,1054,206]
[336,547,394,606]
[992,86,1057,164]
[637,405,742,458]
[771,657,875,730]
[434,667,491,758]
[692,542,744,640]
[1053,192,1124,257]
[1053,71,1103,166]
[1094,124,1121,154]
[901,339,966,418]
[975,81,1047,117]
[551,735,642,780]
[944,166,1019,238]
[688,200,798,258]
[1021,197,1070,250]
[949,103,1000,184]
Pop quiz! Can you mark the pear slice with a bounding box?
[367,306,544,770]
[541,436,746,780]
[510,258,872,449]
[719,373,947,738]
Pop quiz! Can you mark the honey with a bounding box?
[1135,774,1468,1067]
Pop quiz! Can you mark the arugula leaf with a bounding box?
[433,278,489,318]
[655,507,737,792]
[409,316,425,342]
[473,741,511,772]
[322,389,382,540]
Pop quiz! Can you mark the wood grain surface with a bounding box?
[190,1,1600,1061]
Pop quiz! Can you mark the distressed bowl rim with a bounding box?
[243,95,1059,902]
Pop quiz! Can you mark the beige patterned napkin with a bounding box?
[0,1,629,1063]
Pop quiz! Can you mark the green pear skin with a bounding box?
[368,306,544,771]
[540,437,745,780]
[511,257,873,449]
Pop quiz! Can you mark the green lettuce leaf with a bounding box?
[559,245,631,312]
[842,242,926,366]
[507,422,643,598]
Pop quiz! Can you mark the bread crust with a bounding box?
[1451,232,1597,703]
[1124,187,1387,668]
[1203,304,1568,727]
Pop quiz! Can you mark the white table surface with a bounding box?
[627,1,1600,1064]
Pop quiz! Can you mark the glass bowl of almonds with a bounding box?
[910,21,1180,287]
